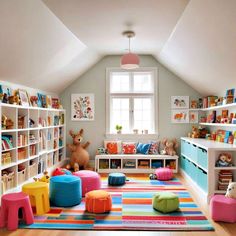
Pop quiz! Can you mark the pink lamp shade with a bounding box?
[121,52,140,69]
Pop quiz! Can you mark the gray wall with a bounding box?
[60,55,201,160]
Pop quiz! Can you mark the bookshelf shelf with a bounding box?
[1,103,66,196]
[200,123,236,127]
[201,103,236,111]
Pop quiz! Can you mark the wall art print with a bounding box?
[71,94,94,121]
[171,109,189,123]
[171,96,189,109]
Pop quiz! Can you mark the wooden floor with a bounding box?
[1,173,235,236]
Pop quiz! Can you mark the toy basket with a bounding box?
[29,162,38,178]
[18,168,26,184]
[1,170,15,193]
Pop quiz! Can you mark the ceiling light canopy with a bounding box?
[120,31,140,69]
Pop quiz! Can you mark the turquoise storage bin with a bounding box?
[185,142,191,157]
[197,168,208,192]
[189,144,198,163]
[189,162,197,182]
[181,155,186,171]
[181,140,185,155]
[185,158,191,176]
[197,148,208,170]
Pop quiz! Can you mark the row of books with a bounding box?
[18,134,27,147]
[2,135,13,150]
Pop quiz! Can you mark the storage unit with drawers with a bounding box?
[181,137,236,202]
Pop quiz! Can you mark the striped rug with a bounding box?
[20,175,214,231]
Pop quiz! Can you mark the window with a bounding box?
[106,68,158,135]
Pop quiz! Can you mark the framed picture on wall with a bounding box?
[171,96,189,109]
[71,93,95,121]
[189,111,198,123]
[171,110,189,123]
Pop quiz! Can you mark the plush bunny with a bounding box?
[225,182,236,199]
[66,129,90,172]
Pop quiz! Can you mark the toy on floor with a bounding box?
[33,171,50,183]
[161,138,178,156]
[66,129,90,171]
[225,182,236,199]
[215,153,233,167]
[52,167,72,176]
[149,173,157,180]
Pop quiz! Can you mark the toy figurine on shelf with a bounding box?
[30,96,38,107]
[215,153,233,167]
[188,126,200,139]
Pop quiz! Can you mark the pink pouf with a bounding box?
[155,167,173,180]
[73,170,101,197]
[210,195,236,223]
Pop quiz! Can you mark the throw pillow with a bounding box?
[104,141,122,154]
[122,142,136,154]
[137,143,151,154]
[149,141,159,154]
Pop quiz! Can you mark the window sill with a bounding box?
[105,133,159,140]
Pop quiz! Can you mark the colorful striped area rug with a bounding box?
[20,175,214,231]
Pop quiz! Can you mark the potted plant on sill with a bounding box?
[115,125,122,134]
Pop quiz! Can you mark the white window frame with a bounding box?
[106,67,159,140]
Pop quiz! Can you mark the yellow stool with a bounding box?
[22,182,50,215]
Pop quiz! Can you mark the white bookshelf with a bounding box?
[95,154,179,173]
[200,122,236,127]
[0,103,66,196]
[181,137,236,203]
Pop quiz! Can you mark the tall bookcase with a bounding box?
[0,103,66,196]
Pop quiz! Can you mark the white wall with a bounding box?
[60,55,201,160]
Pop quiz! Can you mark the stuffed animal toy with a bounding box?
[215,153,233,167]
[149,173,157,180]
[52,167,72,176]
[161,138,178,156]
[225,181,236,199]
[34,171,50,183]
[188,126,200,139]
[66,129,90,171]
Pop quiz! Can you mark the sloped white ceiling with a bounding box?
[1,0,235,95]
[0,0,100,93]
[158,0,236,96]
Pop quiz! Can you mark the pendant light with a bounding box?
[120,31,140,69]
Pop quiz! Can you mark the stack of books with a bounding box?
[29,134,36,144]
[218,170,233,191]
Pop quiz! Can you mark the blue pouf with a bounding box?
[108,173,126,186]
[50,175,82,207]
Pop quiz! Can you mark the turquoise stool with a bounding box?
[108,173,126,186]
[50,175,82,207]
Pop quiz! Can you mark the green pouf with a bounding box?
[152,192,179,213]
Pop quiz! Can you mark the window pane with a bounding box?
[110,72,130,93]
[133,72,153,92]
[110,98,130,133]
[133,98,153,133]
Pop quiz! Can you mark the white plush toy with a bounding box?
[225,182,236,199]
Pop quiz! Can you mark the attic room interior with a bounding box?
[0,0,236,235]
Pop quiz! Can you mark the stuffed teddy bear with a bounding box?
[161,138,178,156]
[215,153,233,167]
[66,129,90,172]
[225,181,236,199]
[188,126,200,139]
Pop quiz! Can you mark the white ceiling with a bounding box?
[0,0,235,95]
